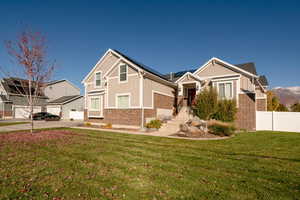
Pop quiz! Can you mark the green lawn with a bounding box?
[0,121,29,127]
[0,128,299,200]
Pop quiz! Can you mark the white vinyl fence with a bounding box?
[69,111,84,120]
[256,111,300,132]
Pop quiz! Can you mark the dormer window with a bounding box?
[95,72,101,87]
[119,64,127,82]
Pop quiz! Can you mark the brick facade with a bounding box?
[236,93,256,131]
[0,111,13,118]
[85,93,175,127]
[256,99,267,111]
[85,109,142,126]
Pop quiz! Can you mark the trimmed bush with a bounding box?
[212,99,237,122]
[146,119,162,129]
[208,120,235,136]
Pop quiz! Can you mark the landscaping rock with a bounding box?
[179,123,189,132]
[186,126,206,137]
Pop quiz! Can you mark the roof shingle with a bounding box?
[48,95,82,105]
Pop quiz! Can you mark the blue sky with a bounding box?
[0,0,299,92]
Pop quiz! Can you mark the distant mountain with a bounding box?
[272,87,300,106]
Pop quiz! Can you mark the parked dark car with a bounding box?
[32,112,60,121]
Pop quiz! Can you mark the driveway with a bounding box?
[0,120,82,132]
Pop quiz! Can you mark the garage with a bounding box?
[46,105,61,116]
[14,106,42,119]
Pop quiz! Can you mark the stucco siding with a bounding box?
[45,81,80,101]
[107,74,140,107]
[143,77,175,108]
[196,62,239,77]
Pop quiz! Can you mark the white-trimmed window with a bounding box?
[218,82,233,99]
[119,64,127,82]
[90,97,100,110]
[117,95,129,108]
[95,72,101,87]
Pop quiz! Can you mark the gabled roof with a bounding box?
[163,69,197,82]
[112,49,171,82]
[46,80,66,86]
[1,77,46,97]
[82,49,176,87]
[193,57,259,78]
[258,75,268,86]
[235,62,257,75]
[175,72,202,83]
[48,95,82,105]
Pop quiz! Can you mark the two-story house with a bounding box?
[44,80,83,119]
[82,49,268,130]
[0,78,83,119]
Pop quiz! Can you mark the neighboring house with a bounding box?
[44,80,83,119]
[0,78,83,119]
[47,95,83,119]
[0,77,48,119]
[82,49,268,130]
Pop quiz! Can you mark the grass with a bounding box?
[0,128,299,200]
[0,121,29,127]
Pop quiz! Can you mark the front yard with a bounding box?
[0,128,299,199]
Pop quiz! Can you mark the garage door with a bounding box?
[47,106,61,116]
[15,106,42,119]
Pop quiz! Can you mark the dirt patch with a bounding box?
[171,132,223,139]
[77,124,139,132]
[0,130,79,144]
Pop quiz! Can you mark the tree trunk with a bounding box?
[29,79,34,133]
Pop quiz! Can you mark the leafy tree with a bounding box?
[291,103,300,112]
[267,91,280,111]
[192,87,218,120]
[276,104,289,112]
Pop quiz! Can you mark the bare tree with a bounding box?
[3,29,55,133]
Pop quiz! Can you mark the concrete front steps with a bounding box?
[152,107,193,136]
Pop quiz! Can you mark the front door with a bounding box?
[187,88,196,106]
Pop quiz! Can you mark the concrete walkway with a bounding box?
[71,126,231,141]
[0,120,82,132]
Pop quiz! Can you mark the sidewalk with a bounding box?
[71,126,231,141]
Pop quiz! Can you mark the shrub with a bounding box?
[291,103,300,112]
[146,119,162,129]
[85,122,92,126]
[102,123,112,129]
[276,104,289,112]
[192,87,218,120]
[208,120,236,136]
[212,99,237,122]
[208,120,235,136]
